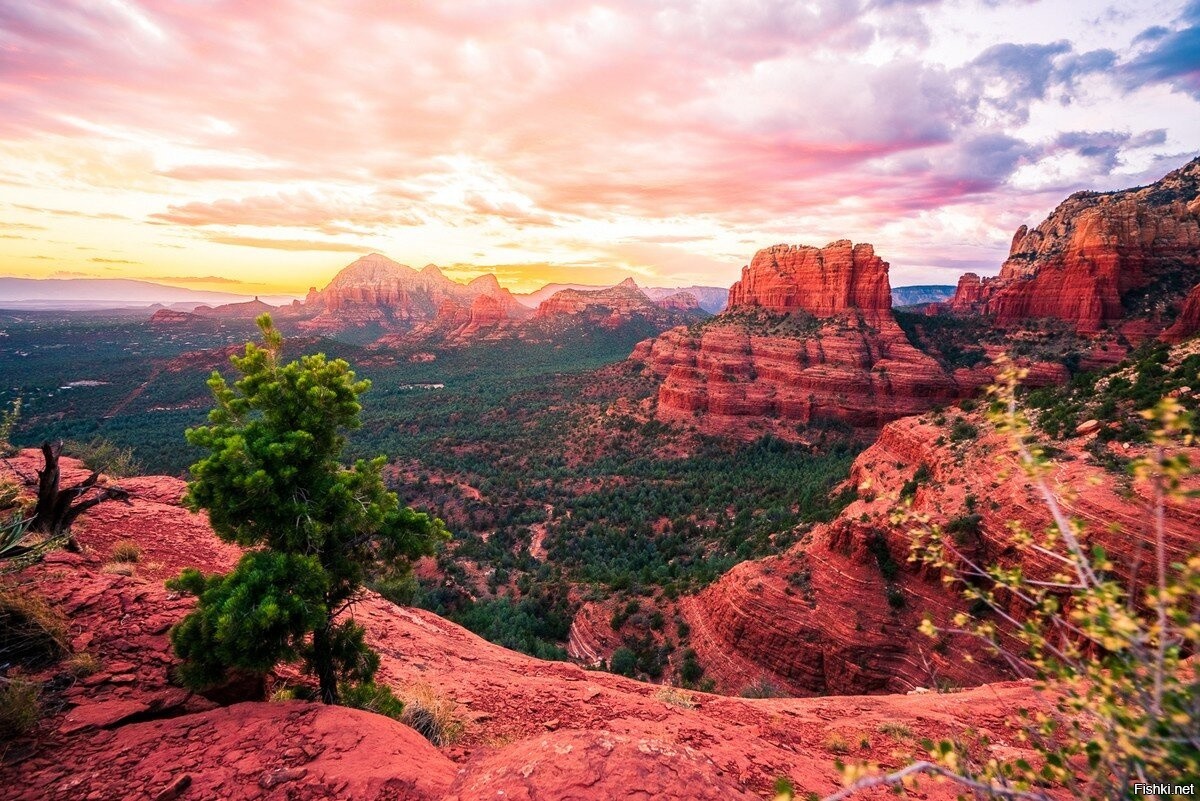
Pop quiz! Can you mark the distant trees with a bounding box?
[169,315,448,704]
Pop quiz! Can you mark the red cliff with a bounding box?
[679,409,1200,697]
[634,241,961,437]
[949,157,1200,334]
[726,240,892,317]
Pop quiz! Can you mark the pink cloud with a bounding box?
[0,0,1195,284]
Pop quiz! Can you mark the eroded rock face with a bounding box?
[296,254,525,334]
[1164,282,1200,343]
[533,278,658,325]
[949,157,1200,333]
[680,412,1200,697]
[634,241,961,437]
[2,450,1051,800]
[726,240,892,317]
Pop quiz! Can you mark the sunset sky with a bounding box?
[0,1,1197,296]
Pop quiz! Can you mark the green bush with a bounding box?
[169,316,448,704]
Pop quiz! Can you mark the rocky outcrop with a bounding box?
[726,241,892,317]
[149,309,207,326]
[949,157,1200,334]
[534,278,660,326]
[680,410,1200,697]
[653,291,701,312]
[634,241,962,437]
[2,449,1051,800]
[296,254,525,335]
[193,296,276,319]
[1164,282,1200,343]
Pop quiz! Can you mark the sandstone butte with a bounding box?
[2,450,1051,801]
[949,156,1200,335]
[531,277,687,328]
[631,240,965,437]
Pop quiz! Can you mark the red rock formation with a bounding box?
[534,278,655,323]
[148,309,206,326]
[947,273,985,313]
[635,241,962,436]
[1164,282,1200,343]
[193,296,275,319]
[680,411,1200,697]
[2,449,1053,800]
[949,157,1200,333]
[654,291,701,312]
[297,254,525,335]
[726,241,892,317]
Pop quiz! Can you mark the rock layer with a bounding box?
[726,241,892,317]
[949,157,1200,333]
[634,241,962,437]
[680,411,1200,697]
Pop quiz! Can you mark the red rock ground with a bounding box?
[0,450,1050,800]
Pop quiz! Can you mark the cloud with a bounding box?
[48,270,94,277]
[204,235,372,253]
[151,190,423,233]
[89,257,139,264]
[1124,3,1200,99]
[0,0,1195,286]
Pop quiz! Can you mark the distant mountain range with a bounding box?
[890,285,956,307]
[0,278,298,310]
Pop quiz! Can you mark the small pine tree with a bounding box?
[168,315,448,704]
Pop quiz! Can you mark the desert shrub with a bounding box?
[899,464,930,500]
[399,683,462,745]
[877,722,912,739]
[679,648,704,685]
[0,678,40,740]
[655,686,696,709]
[340,681,405,722]
[63,652,100,678]
[0,585,68,669]
[949,418,978,442]
[109,539,141,564]
[610,647,637,677]
[824,733,851,755]
[885,586,906,609]
[64,437,141,478]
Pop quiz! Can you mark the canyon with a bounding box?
[1,450,1049,800]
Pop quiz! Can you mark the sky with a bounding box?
[0,0,1197,296]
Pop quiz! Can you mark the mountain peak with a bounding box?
[616,277,639,290]
[468,273,502,293]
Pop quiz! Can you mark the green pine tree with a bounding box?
[168,314,448,704]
